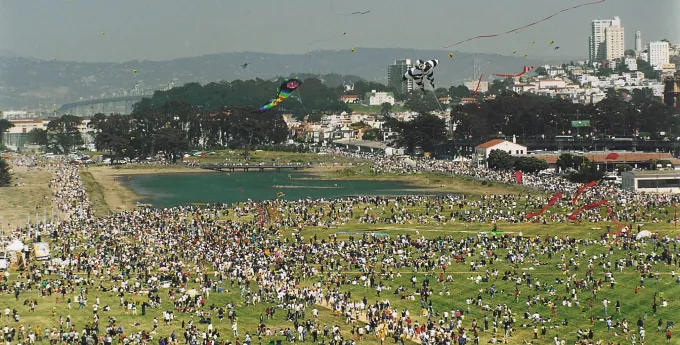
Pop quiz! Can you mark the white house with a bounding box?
[365,90,395,106]
[474,138,527,166]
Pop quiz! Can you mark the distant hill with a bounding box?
[0,48,555,109]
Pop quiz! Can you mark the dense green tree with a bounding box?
[153,128,189,163]
[487,149,514,170]
[567,162,605,183]
[27,128,49,149]
[514,156,549,173]
[448,85,471,100]
[46,115,84,154]
[362,128,382,141]
[0,157,10,187]
[392,114,447,153]
[636,59,658,79]
[404,92,440,114]
[556,153,589,172]
[0,119,14,144]
[380,102,393,117]
[596,68,615,77]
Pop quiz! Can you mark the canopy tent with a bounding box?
[636,230,652,240]
[6,240,24,252]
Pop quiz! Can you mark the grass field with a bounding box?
[0,166,54,231]
[4,153,680,345]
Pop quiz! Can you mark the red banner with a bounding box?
[515,170,523,184]
[526,193,562,219]
[567,199,609,221]
[572,180,599,205]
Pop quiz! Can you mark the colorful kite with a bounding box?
[572,180,599,205]
[403,59,439,94]
[526,193,562,219]
[443,0,606,48]
[258,78,302,113]
[492,66,535,78]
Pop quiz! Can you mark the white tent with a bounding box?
[6,240,24,252]
[636,230,652,240]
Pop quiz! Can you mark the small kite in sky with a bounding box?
[338,10,370,16]
[241,63,249,69]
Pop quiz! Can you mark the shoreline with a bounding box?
[81,163,534,215]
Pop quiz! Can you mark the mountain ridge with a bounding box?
[0,48,569,109]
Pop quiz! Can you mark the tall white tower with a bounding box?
[635,30,642,53]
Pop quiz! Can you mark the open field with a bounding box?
[0,165,54,231]
[5,153,680,345]
[4,197,680,345]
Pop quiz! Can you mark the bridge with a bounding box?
[201,163,313,172]
[57,92,154,116]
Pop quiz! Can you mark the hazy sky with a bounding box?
[1,0,678,62]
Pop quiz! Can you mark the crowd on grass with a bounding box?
[3,151,680,345]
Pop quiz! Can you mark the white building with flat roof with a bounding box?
[590,17,621,65]
[622,171,680,193]
[648,41,670,68]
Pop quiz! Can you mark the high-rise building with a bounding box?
[589,16,621,65]
[387,59,413,94]
[648,41,670,68]
[635,30,642,53]
[605,26,625,61]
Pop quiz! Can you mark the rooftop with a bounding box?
[622,171,680,178]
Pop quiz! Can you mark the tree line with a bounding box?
[25,101,290,161]
[450,88,676,144]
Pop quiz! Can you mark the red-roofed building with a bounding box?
[474,138,527,166]
[340,95,361,104]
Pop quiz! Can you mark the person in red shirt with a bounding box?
[667,330,672,343]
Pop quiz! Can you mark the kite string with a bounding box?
[294,88,311,116]
[430,89,445,113]
[444,0,606,48]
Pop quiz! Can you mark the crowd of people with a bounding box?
[323,148,680,228]
[3,150,680,345]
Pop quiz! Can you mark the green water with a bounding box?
[124,172,430,208]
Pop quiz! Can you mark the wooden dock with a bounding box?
[201,163,313,172]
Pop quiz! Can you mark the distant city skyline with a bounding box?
[0,0,678,62]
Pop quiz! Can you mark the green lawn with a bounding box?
[7,163,680,345]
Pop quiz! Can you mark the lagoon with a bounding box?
[124,171,430,208]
